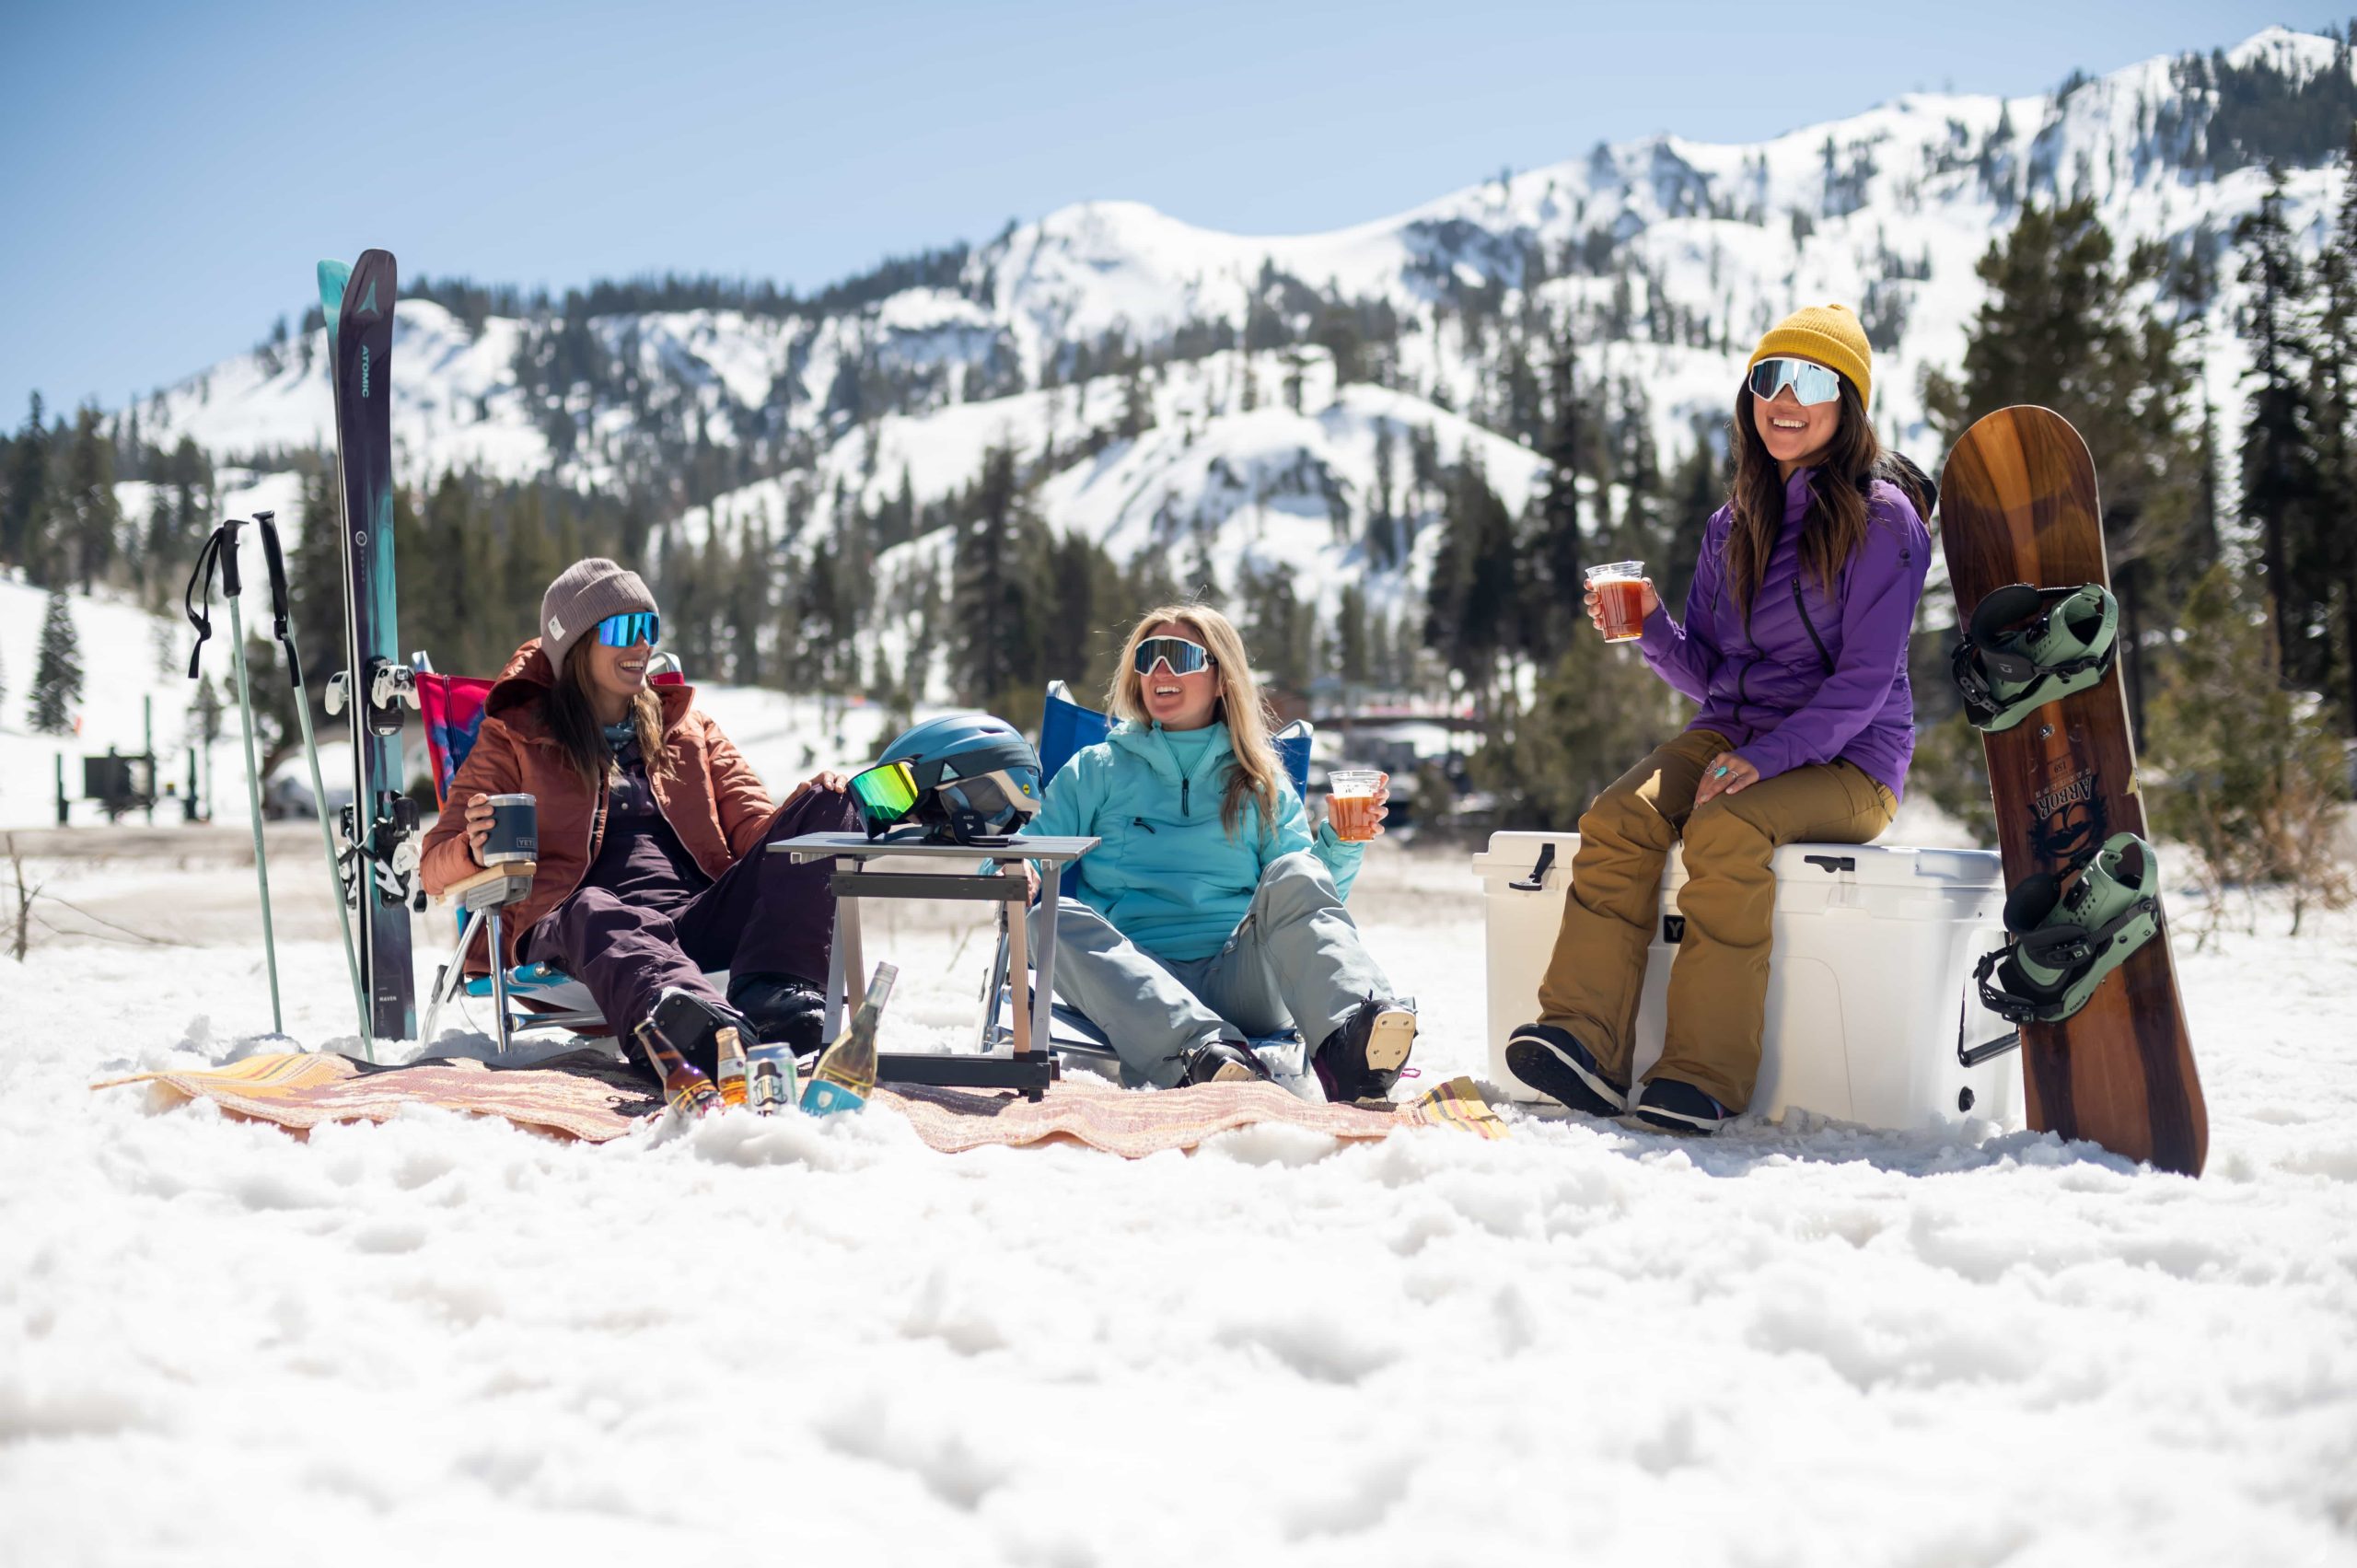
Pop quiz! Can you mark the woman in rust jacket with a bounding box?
[419,558,860,1072]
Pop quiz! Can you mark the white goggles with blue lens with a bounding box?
[1747,357,1845,407]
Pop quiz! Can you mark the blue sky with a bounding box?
[0,0,2313,423]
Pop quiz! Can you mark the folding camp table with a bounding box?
[769,830,1098,1101]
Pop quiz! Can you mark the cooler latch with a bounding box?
[1804,854,1855,874]
[1509,842,1557,891]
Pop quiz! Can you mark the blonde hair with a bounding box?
[1107,605,1284,839]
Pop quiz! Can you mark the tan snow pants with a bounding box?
[1533,728,1897,1111]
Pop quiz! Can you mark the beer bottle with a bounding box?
[634,1023,723,1120]
[800,962,896,1117]
[714,1025,749,1109]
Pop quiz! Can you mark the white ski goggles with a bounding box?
[1747,357,1846,407]
[1133,636,1215,678]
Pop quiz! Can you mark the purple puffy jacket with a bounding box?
[1639,466,1930,801]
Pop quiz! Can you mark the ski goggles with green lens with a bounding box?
[596,610,661,647]
[1747,357,1845,407]
[848,760,921,825]
[1133,636,1215,678]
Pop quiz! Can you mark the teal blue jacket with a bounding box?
[1019,721,1363,962]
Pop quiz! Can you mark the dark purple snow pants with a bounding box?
[524,785,863,1041]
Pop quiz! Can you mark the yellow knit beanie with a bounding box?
[1748,304,1872,409]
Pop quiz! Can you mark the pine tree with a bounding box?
[29,587,84,735]
[0,393,49,575]
[1422,456,1519,721]
[1314,298,1364,390]
[1333,582,1371,691]
[1925,196,2202,730]
[1529,331,1591,656]
[289,467,348,724]
[2235,167,2330,689]
[951,446,1051,725]
[2310,124,2357,731]
[1479,630,1681,830]
[2147,562,2352,935]
[59,405,121,591]
[1367,418,1401,570]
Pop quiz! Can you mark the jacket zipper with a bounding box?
[1792,575,1836,676]
[1157,727,1212,818]
[1132,817,1157,834]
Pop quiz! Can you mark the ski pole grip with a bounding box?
[257,510,293,625]
[220,517,246,598]
[253,511,305,687]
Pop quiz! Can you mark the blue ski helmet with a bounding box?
[869,714,1041,844]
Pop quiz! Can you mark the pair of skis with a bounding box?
[316,250,420,1053]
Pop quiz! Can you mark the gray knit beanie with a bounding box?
[540,558,657,671]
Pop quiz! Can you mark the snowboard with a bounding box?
[1937,405,2206,1176]
[319,250,419,1044]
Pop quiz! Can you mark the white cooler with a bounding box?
[1470,831,2020,1132]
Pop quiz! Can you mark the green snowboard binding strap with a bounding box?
[1952,582,2119,732]
[1976,831,2162,1026]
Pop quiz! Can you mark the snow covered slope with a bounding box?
[3,849,2351,1564]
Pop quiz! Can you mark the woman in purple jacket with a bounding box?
[1508,304,1931,1133]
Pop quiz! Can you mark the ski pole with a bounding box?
[255,510,370,1059]
[185,519,284,1036]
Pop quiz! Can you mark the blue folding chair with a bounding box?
[981,680,1316,1077]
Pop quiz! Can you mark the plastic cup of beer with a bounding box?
[1328,770,1382,843]
[1585,562,1649,644]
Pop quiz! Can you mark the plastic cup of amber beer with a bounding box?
[1328,770,1382,843]
[1585,562,1649,644]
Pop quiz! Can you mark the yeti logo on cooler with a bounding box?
[1663,915,1687,944]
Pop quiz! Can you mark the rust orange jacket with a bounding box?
[418,640,778,973]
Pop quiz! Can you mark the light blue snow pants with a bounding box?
[1030,851,1395,1088]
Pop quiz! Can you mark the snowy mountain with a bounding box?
[119,27,2356,651]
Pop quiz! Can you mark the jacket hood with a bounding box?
[1108,719,1234,785]
[482,638,697,739]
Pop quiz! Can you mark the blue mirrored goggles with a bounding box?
[1747,357,1845,407]
[596,611,661,647]
[1133,636,1214,677]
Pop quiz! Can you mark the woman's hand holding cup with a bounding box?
[1583,567,1660,640]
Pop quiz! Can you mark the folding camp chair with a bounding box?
[412,651,721,1051]
[979,680,1316,1075]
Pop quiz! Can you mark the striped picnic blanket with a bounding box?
[97,1052,1507,1156]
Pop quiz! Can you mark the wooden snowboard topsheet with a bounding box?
[1938,406,2206,1176]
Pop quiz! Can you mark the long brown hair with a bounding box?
[1106,605,1283,840]
[1724,376,1883,618]
[542,640,673,791]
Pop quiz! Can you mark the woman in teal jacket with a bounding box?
[1019,605,1418,1099]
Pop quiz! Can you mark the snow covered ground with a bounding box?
[3,829,2353,1565]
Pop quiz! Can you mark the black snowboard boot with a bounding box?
[636,987,758,1082]
[1504,1022,1627,1118]
[1177,1040,1273,1086]
[1313,998,1418,1103]
[726,971,828,1053]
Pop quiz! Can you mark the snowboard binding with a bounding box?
[1975,831,2163,1026]
[1951,582,2119,732]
